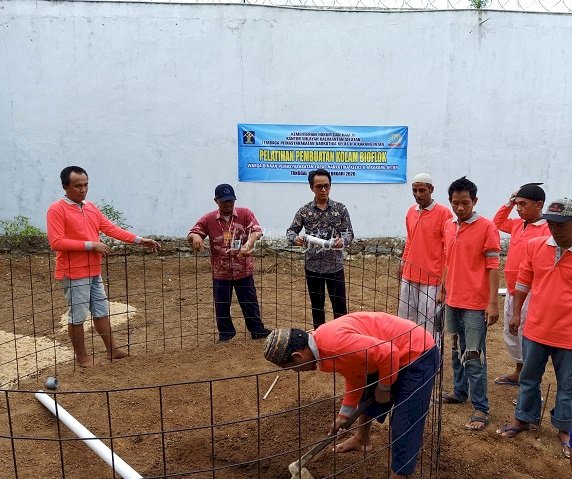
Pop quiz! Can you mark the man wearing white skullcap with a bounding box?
[398,173,452,337]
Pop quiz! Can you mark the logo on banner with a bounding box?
[242,131,256,144]
[387,133,402,147]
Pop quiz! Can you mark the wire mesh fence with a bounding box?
[0,242,443,478]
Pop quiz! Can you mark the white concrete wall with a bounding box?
[1,1,571,238]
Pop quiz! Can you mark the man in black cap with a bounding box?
[492,183,549,387]
[498,197,572,459]
[187,184,270,342]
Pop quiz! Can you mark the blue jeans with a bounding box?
[445,306,489,413]
[212,275,266,340]
[516,337,572,432]
[362,346,440,476]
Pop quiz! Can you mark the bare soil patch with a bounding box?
[0,251,570,478]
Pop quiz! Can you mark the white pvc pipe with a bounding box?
[302,233,334,249]
[35,391,143,479]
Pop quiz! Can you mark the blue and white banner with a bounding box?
[238,124,407,183]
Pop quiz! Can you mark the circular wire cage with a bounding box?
[0,241,444,478]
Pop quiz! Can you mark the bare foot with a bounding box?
[333,435,372,453]
[107,347,129,360]
[76,356,100,368]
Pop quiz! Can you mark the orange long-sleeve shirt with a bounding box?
[493,204,550,294]
[444,214,500,310]
[312,312,435,408]
[47,198,138,280]
[402,201,453,285]
[516,237,572,349]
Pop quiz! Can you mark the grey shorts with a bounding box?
[62,275,109,325]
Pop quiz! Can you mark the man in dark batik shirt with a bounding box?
[287,169,354,329]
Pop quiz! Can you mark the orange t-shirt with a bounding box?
[516,237,572,349]
[312,312,435,408]
[47,198,137,280]
[402,201,453,285]
[444,214,500,310]
[493,204,550,294]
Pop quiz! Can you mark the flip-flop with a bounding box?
[512,396,544,407]
[442,392,465,404]
[494,374,520,386]
[562,441,571,459]
[496,423,530,438]
[464,411,489,431]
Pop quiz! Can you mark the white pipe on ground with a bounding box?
[35,391,143,479]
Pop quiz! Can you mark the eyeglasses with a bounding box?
[314,184,330,191]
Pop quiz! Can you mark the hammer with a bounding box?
[288,397,375,479]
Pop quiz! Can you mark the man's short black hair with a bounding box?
[60,166,88,187]
[448,176,477,201]
[308,168,331,187]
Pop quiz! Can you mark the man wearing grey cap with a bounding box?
[398,173,452,337]
[188,184,270,342]
[492,184,549,387]
[498,198,572,459]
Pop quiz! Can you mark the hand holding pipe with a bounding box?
[288,397,375,479]
[301,233,335,249]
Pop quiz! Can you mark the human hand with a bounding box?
[328,415,349,436]
[438,286,446,304]
[375,388,391,405]
[332,237,344,249]
[509,190,519,205]
[92,242,112,256]
[190,235,204,252]
[485,302,499,327]
[294,236,305,247]
[238,242,254,257]
[508,313,521,336]
[140,238,160,252]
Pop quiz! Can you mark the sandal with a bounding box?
[442,392,465,404]
[561,440,571,459]
[496,422,530,438]
[464,411,489,431]
[494,374,520,386]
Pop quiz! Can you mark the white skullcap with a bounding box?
[412,173,433,185]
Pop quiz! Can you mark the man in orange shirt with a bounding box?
[399,173,452,337]
[498,198,572,460]
[492,184,549,386]
[264,312,438,479]
[441,177,500,431]
[47,166,160,367]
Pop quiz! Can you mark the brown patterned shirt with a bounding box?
[287,199,354,273]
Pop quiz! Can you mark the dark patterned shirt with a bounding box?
[287,199,354,273]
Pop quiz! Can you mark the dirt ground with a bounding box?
[0,249,570,478]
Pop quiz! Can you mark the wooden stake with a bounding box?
[263,375,280,400]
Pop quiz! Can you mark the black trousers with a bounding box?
[305,268,347,329]
[213,274,265,340]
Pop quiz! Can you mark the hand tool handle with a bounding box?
[297,397,375,466]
